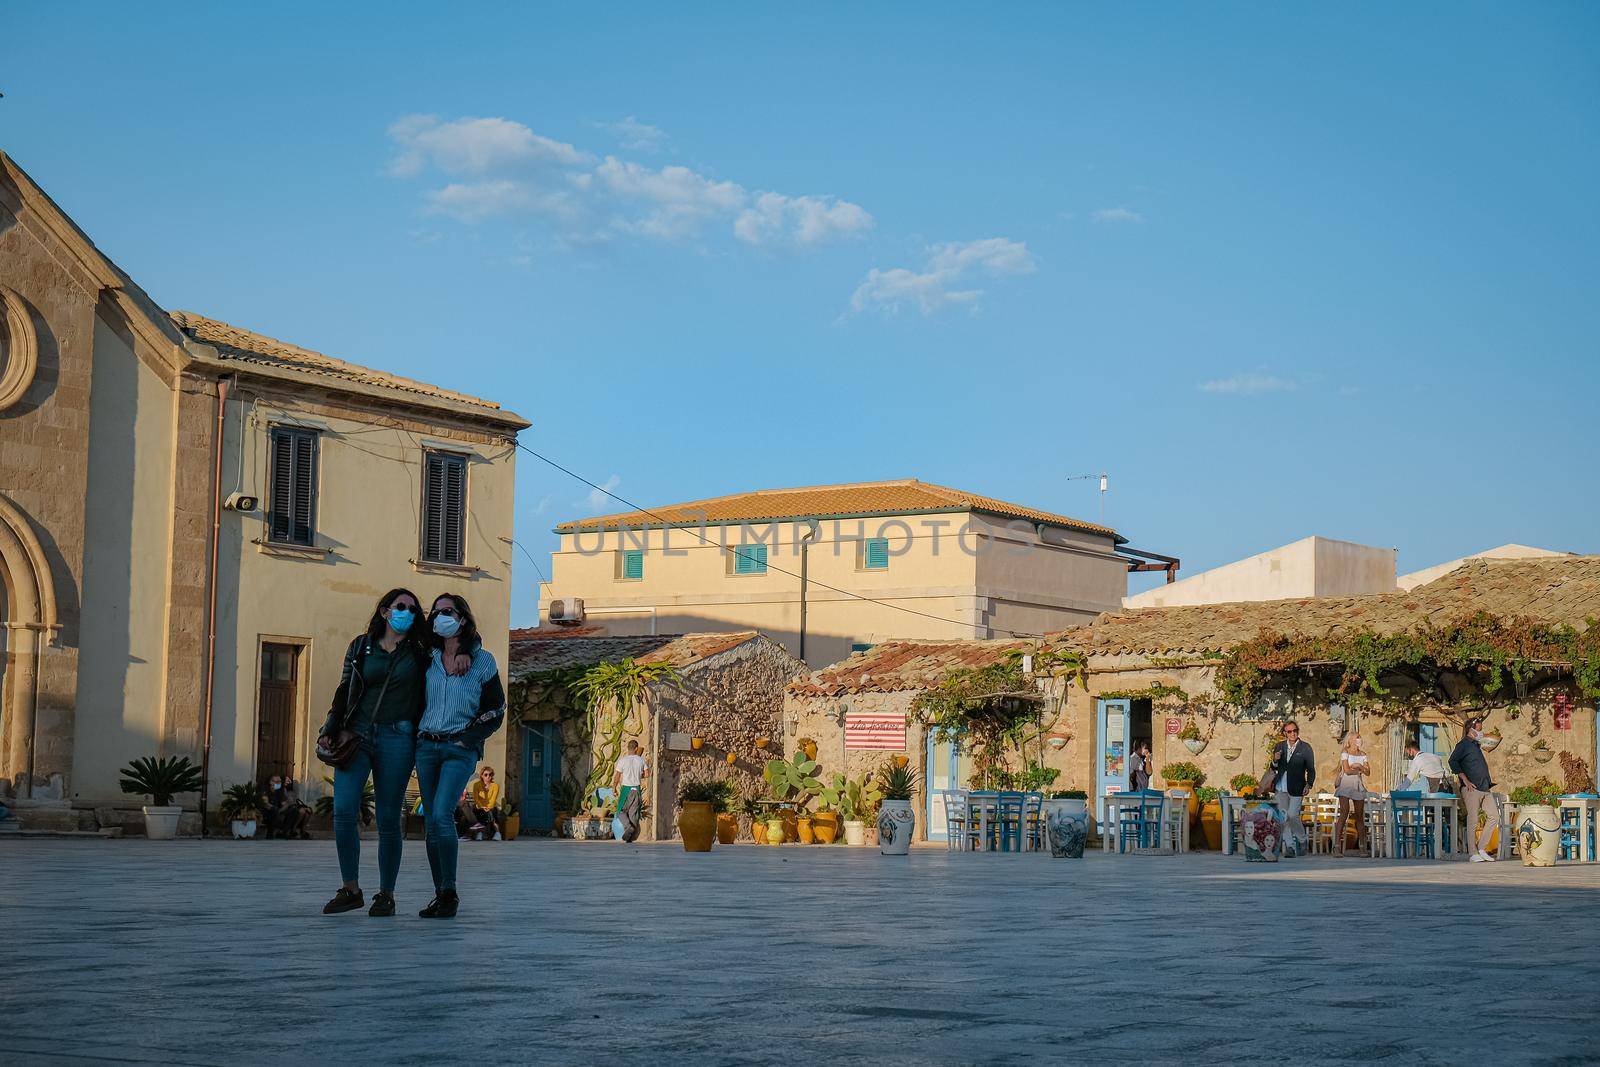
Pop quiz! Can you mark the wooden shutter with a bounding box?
[423,452,467,565]
[734,544,767,574]
[865,538,889,570]
[268,428,318,546]
[622,550,644,580]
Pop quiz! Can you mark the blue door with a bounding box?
[925,734,960,842]
[1096,698,1132,802]
[521,723,561,830]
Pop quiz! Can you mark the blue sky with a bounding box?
[5,4,1598,625]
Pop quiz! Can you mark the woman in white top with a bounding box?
[1332,733,1371,857]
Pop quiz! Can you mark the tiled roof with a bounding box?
[171,311,516,416]
[555,479,1119,540]
[788,638,1031,698]
[507,631,767,681]
[1060,556,1600,656]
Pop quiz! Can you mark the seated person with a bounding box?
[260,775,290,838]
[280,777,313,839]
[1399,742,1446,792]
[469,766,502,841]
[455,785,477,840]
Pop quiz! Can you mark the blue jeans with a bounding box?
[415,738,477,892]
[334,720,416,892]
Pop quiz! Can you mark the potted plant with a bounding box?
[740,795,768,843]
[713,781,739,844]
[815,773,854,845]
[1161,761,1206,825]
[219,782,262,839]
[1480,726,1503,752]
[119,756,205,839]
[1228,772,1259,798]
[1512,776,1563,866]
[1042,788,1090,858]
[798,737,819,762]
[314,777,375,830]
[676,778,722,852]
[876,761,920,855]
[765,810,787,845]
[1178,719,1206,755]
[765,752,823,844]
[836,772,882,846]
[1196,786,1223,849]
[498,800,520,841]
[550,777,583,837]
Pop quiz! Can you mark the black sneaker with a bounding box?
[322,887,364,914]
[368,891,395,917]
[419,890,459,919]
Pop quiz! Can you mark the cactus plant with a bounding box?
[764,753,823,811]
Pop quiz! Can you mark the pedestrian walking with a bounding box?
[612,740,648,842]
[1332,732,1370,856]
[317,588,430,917]
[1449,717,1499,862]
[414,593,506,918]
[1268,721,1315,857]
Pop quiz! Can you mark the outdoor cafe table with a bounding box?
[1098,792,1189,854]
[1558,795,1600,863]
[1221,793,1459,858]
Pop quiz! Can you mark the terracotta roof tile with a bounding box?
[788,638,1031,697]
[171,311,514,415]
[1059,556,1600,656]
[555,479,1119,540]
[508,631,768,681]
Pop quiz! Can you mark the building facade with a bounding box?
[0,153,527,828]
[541,479,1137,667]
[1123,535,1396,609]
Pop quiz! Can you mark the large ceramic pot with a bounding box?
[812,811,840,844]
[1241,800,1283,862]
[779,809,799,842]
[1198,797,1223,850]
[1517,805,1561,867]
[843,820,866,846]
[229,818,257,840]
[715,813,738,844]
[678,801,716,852]
[877,799,915,855]
[1043,797,1089,858]
[143,805,182,840]
[765,817,786,844]
[796,817,816,844]
[751,818,768,844]
[502,814,520,841]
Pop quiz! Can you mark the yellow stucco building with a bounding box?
[540,479,1139,667]
[0,152,527,830]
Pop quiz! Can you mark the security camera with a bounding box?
[223,492,259,512]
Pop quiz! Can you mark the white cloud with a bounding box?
[581,474,622,512]
[594,157,747,240]
[734,192,873,246]
[599,115,668,153]
[533,493,554,515]
[1199,374,1298,396]
[850,238,1036,316]
[388,115,590,176]
[1091,207,1145,224]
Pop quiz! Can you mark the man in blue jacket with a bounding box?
[1449,717,1498,862]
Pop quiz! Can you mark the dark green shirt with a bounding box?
[354,642,420,726]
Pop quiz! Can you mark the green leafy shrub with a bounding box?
[1510,776,1562,806]
[1229,772,1260,794]
[1177,720,1203,741]
[1047,788,1088,800]
[1161,761,1205,786]
[219,782,262,820]
[119,756,204,807]
[678,778,734,810]
[764,752,823,811]
[1195,786,1221,804]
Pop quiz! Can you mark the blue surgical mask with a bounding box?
[432,613,461,638]
[389,608,415,634]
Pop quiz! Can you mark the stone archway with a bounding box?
[0,492,57,797]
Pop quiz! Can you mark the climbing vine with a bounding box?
[1211,611,1600,720]
[571,658,682,809]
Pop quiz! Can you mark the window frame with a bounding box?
[266,425,320,547]
[420,449,469,566]
[728,543,768,576]
[616,548,645,581]
[858,537,890,571]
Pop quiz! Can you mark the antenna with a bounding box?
[1066,472,1109,521]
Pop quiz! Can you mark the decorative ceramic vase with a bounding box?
[765,817,786,844]
[751,819,769,845]
[779,809,799,842]
[1198,797,1223,850]
[229,818,257,840]
[1043,797,1089,858]
[678,801,715,852]
[690,737,704,750]
[865,826,879,847]
[1183,738,1206,755]
[715,813,738,844]
[878,799,914,855]
[796,817,815,844]
[1241,800,1283,862]
[142,805,182,840]
[812,811,840,844]
[843,820,866,846]
[1518,805,1561,867]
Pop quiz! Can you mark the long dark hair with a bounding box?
[428,592,480,650]
[367,588,424,644]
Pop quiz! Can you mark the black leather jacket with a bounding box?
[319,634,430,740]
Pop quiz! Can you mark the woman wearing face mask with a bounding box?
[316,588,430,917]
[414,593,506,919]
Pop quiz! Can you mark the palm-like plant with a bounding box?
[314,776,375,825]
[219,782,262,820]
[119,756,205,807]
[876,761,920,802]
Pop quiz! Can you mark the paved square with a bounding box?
[2,839,1596,1065]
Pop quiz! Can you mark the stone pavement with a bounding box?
[2,839,1596,1066]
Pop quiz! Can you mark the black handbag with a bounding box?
[316,644,397,770]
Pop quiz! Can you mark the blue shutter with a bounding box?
[864,538,889,570]
[622,550,644,580]
[735,544,767,574]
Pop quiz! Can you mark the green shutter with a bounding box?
[734,544,767,574]
[864,538,889,570]
[622,550,644,580]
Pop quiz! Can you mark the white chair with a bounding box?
[1306,794,1339,854]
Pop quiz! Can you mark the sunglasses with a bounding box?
[432,607,459,617]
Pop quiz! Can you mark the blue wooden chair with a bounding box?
[1022,792,1045,851]
[994,792,1026,852]
[1558,804,1582,861]
[1119,790,1166,853]
[966,791,1000,850]
[1390,791,1433,859]
[940,790,969,851]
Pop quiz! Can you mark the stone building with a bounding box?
[0,152,527,830]
[507,629,805,840]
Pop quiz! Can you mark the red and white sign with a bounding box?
[1165,717,1182,736]
[1554,692,1573,731]
[844,712,908,751]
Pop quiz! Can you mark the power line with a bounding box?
[511,441,1047,640]
[507,536,550,587]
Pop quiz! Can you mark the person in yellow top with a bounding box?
[465,765,501,841]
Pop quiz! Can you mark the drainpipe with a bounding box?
[198,374,233,838]
[797,520,820,663]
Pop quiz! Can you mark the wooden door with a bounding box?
[257,644,300,782]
